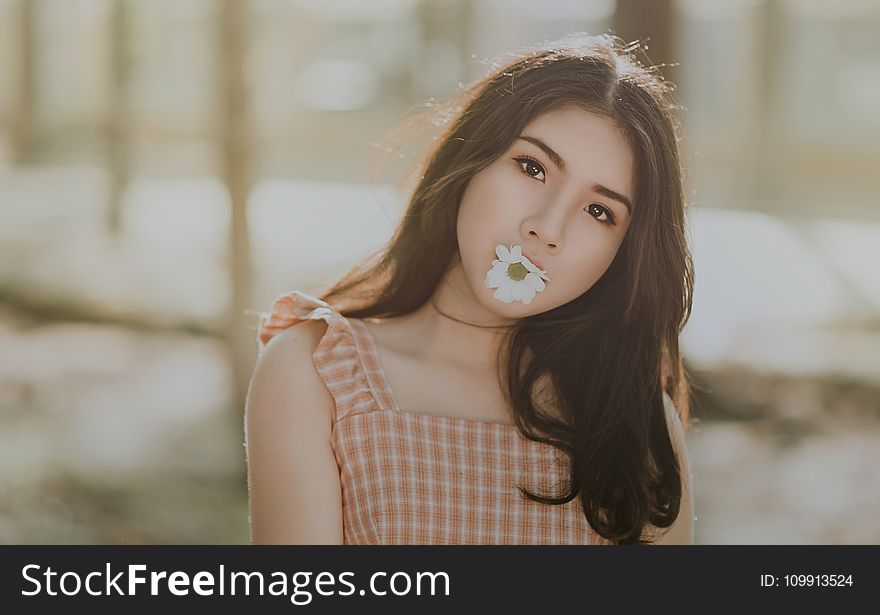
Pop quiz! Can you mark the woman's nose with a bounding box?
[525,201,567,249]
[528,229,557,249]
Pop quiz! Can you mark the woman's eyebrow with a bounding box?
[518,135,568,173]
[517,135,633,214]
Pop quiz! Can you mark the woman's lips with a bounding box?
[522,250,546,272]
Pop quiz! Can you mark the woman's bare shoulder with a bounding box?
[250,319,336,427]
[263,318,330,354]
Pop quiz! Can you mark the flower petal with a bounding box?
[522,259,540,273]
[518,281,536,303]
[496,244,511,262]
[508,282,523,302]
[484,263,507,288]
[524,272,545,292]
[494,284,514,303]
[521,259,550,281]
[510,245,523,261]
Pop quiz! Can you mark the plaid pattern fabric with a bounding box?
[258,290,612,545]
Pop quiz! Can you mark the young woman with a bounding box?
[246,32,695,545]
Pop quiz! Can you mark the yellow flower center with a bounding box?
[507,262,528,281]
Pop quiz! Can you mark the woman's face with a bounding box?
[455,105,635,317]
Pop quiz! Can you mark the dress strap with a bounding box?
[348,319,400,414]
[257,290,382,423]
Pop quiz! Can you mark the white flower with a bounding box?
[484,244,550,305]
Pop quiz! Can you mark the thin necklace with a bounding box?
[430,298,513,331]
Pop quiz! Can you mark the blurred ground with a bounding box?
[0,305,247,543]
[688,369,880,544]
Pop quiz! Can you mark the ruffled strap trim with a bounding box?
[257,290,378,423]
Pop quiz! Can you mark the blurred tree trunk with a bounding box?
[752,0,784,202]
[107,0,131,233]
[220,0,254,416]
[11,0,36,164]
[415,0,470,94]
[613,0,679,86]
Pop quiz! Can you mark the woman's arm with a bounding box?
[244,321,344,544]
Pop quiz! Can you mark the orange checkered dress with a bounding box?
[258,290,613,544]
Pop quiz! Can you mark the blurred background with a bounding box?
[1,0,878,544]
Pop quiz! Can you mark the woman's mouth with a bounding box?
[521,250,545,272]
[485,243,550,305]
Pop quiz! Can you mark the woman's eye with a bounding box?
[586,203,617,225]
[514,157,546,182]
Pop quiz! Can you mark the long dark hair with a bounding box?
[316,32,694,544]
